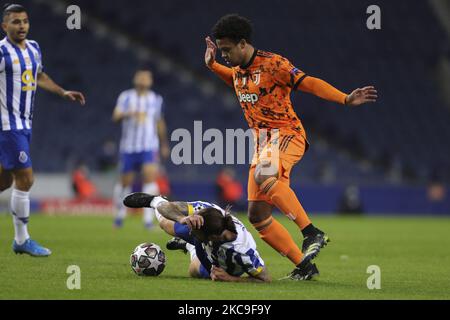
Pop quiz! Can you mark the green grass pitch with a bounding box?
[0,213,449,300]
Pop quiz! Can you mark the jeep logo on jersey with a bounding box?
[238,92,259,104]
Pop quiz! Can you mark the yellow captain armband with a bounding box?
[187,204,195,216]
[249,266,263,277]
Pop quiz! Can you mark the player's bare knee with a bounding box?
[247,203,259,223]
[0,170,13,191]
[14,176,34,191]
[0,178,13,192]
[188,262,201,278]
[247,207,259,224]
[142,170,157,184]
[248,202,272,224]
[25,176,34,190]
[188,266,198,278]
[120,173,134,187]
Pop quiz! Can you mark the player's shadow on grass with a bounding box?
[128,274,360,287]
[272,279,360,289]
[130,275,208,281]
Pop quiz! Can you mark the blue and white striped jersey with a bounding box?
[115,89,163,153]
[0,37,43,131]
[187,201,265,277]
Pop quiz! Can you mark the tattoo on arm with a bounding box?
[156,201,189,223]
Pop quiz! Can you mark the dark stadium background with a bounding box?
[1,0,448,215]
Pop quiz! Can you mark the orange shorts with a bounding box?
[248,132,308,202]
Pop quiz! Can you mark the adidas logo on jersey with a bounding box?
[238,92,259,104]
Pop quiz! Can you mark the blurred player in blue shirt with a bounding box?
[112,69,169,229]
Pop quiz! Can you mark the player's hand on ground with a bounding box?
[345,86,377,106]
[63,91,86,106]
[204,36,217,67]
[210,266,232,282]
[180,215,204,229]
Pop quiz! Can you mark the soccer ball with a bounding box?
[130,242,166,276]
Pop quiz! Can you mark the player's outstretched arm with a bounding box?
[37,72,85,105]
[298,76,377,106]
[204,36,234,87]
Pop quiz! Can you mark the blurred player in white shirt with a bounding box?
[112,69,169,229]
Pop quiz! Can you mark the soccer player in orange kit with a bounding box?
[205,14,377,279]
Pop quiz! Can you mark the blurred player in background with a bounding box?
[205,14,377,279]
[112,69,170,229]
[0,4,85,256]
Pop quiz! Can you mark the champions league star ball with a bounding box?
[130,243,166,276]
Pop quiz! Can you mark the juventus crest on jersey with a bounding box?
[0,37,43,131]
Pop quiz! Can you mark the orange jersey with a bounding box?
[209,49,348,139]
[231,50,306,136]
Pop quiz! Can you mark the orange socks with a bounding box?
[260,177,311,230]
[250,177,314,266]
[252,216,303,265]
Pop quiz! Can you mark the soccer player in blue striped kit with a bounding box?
[124,192,272,282]
[0,4,85,256]
[112,69,170,229]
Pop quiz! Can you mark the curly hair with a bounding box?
[212,14,253,44]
